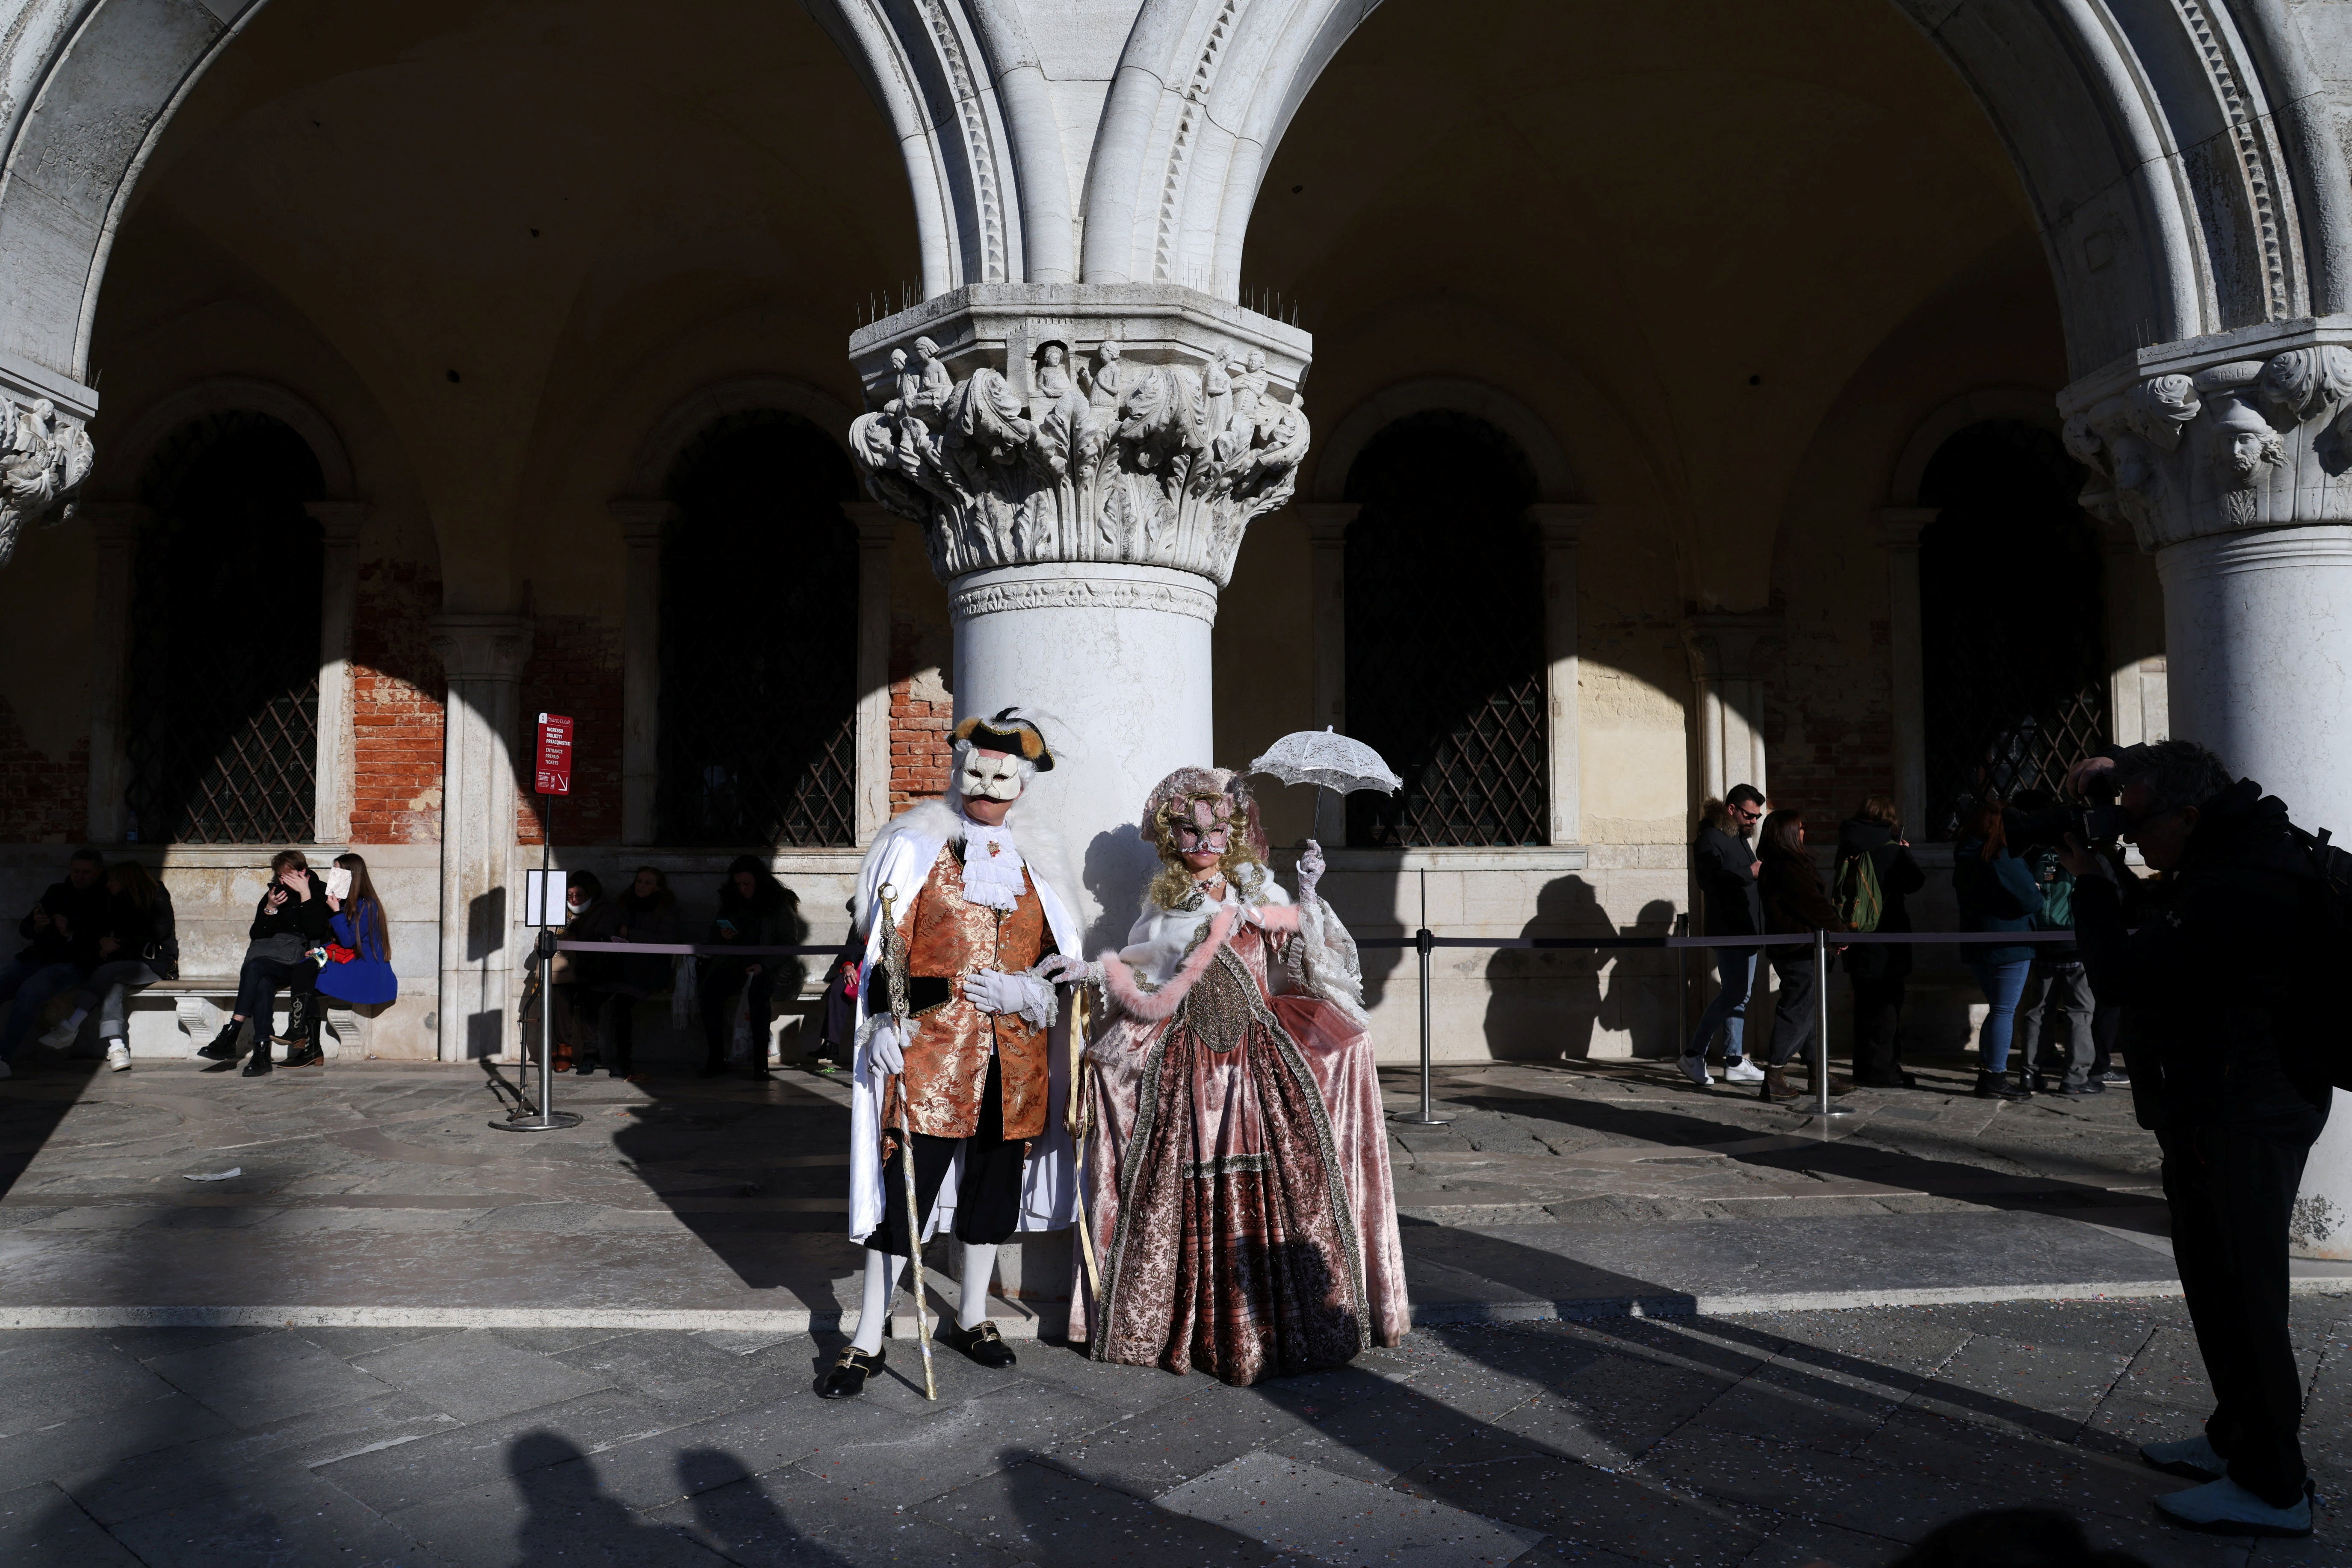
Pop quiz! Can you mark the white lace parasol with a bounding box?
[1246,728,1402,795]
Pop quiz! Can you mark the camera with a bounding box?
[2000,767,2124,851]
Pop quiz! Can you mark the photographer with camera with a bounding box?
[2058,741,2330,1537]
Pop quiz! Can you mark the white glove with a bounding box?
[964,969,1057,1028]
[860,1016,909,1076]
[1033,953,1092,986]
[1298,837,1327,901]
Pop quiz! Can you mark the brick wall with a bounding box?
[516,615,623,846]
[0,696,87,843]
[889,611,954,809]
[351,559,445,844]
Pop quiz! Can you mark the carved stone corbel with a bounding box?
[0,359,98,567]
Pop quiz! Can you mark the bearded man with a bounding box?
[818,708,1089,1399]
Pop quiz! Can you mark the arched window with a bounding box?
[1343,410,1545,847]
[124,411,325,844]
[656,410,858,846]
[1918,419,2105,837]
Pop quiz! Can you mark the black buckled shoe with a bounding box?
[949,1319,1018,1369]
[817,1343,884,1399]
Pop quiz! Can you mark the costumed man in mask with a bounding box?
[818,708,1090,1399]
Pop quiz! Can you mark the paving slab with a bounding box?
[1156,1448,1544,1565]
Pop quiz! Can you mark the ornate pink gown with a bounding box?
[1070,890,1408,1385]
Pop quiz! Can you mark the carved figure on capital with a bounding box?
[0,395,95,569]
[2065,343,2352,551]
[849,330,1310,587]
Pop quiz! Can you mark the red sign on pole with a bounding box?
[535,712,573,796]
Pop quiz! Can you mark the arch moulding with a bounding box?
[1885,384,2062,508]
[95,375,358,501]
[1309,376,1577,503]
[618,375,860,499]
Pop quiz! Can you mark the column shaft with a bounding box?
[1877,508,1934,836]
[611,502,666,845]
[848,503,897,843]
[1532,505,1590,846]
[309,502,368,846]
[80,503,146,844]
[428,614,532,1063]
[1298,503,1356,846]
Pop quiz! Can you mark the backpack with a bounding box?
[2288,824,2352,1091]
[1832,850,1884,934]
[2030,849,2075,931]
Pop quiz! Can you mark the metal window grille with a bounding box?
[1342,410,1547,847]
[124,411,324,844]
[656,410,860,847]
[1919,420,2108,838]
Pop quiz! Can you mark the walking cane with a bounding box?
[875,883,937,1401]
[1064,984,1102,1303]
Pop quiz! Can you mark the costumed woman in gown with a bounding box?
[1071,767,1408,1385]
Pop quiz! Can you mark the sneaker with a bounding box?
[2095,1068,2130,1087]
[1675,1053,1713,1087]
[1723,1059,1765,1084]
[104,1042,131,1072]
[36,1017,80,1051]
[2152,1475,2313,1538]
[2140,1432,2225,1481]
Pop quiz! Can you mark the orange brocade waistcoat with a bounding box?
[884,839,1054,1140]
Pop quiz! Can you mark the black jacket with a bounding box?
[248,871,334,945]
[107,887,180,981]
[17,876,111,968]
[1759,847,1847,973]
[1834,819,1925,981]
[2073,779,2329,1132]
[1693,821,1763,938]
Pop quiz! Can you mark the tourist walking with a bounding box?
[1953,799,2042,1101]
[2063,741,2331,1536]
[1681,784,1768,1086]
[1835,795,1925,1088]
[595,866,679,1079]
[697,856,801,1080]
[1754,808,1850,1103]
[196,849,333,1075]
[1,846,109,1074]
[37,858,178,1071]
[313,852,397,1063]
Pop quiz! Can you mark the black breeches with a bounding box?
[866,1055,1025,1253]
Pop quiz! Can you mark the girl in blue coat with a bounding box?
[318,853,397,1010]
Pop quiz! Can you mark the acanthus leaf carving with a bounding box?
[851,333,1308,588]
[0,395,94,568]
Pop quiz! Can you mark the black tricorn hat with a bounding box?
[954,707,1056,771]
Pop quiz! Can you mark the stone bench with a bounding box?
[108,978,377,1061]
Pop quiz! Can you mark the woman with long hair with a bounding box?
[197,848,332,1075]
[698,855,803,1080]
[1754,807,1851,1104]
[1837,794,1926,1088]
[38,858,178,1071]
[1953,797,2043,1101]
[316,855,397,1060]
[1071,768,1408,1385]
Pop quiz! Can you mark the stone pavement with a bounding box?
[0,1047,2346,1328]
[1,1296,2347,1565]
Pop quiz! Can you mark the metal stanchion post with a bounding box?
[1814,928,1852,1119]
[1394,868,1449,1127]
[493,807,582,1134]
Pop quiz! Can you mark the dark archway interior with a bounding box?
[1342,410,1545,848]
[656,410,858,847]
[125,411,325,845]
[1918,419,2104,839]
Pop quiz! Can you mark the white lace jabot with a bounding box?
[959,815,1027,912]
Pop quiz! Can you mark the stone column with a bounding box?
[80,502,148,844]
[2098,518,2169,747]
[1680,615,1777,805]
[427,613,533,1063]
[1877,507,1936,836]
[845,285,1312,948]
[609,500,667,845]
[1531,504,1591,846]
[847,502,898,842]
[1297,502,1356,846]
[307,502,368,846]
[2062,321,2352,1258]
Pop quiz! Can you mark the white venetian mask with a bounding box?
[959,747,1025,803]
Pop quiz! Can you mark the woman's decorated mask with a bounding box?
[959,747,1025,803]
[1165,794,1232,859]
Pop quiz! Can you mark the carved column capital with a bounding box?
[2060,315,2352,552]
[0,358,98,568]
[1679,613,1780,685]
[428,613,534,684]
[305,501,371,542]
[843,500,900,548]
[1294,502,1359,541]
[607,497,671,544]
[1526,502,1592,546]
[1876,506,1938,550]
[845,283,1312,588]
[73,500,151,542]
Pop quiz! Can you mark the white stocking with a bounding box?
[957,1242,999,1329]
[851,1251,905,1355]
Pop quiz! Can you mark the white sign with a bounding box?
[523,868,569,928]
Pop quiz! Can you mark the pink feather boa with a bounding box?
[1099,909,1234,1021]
